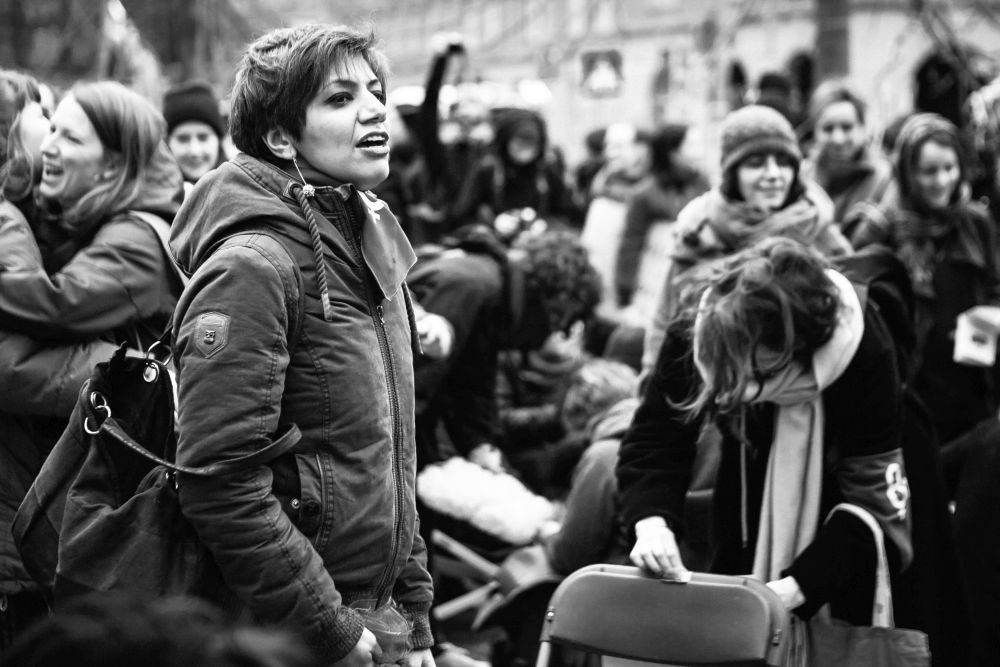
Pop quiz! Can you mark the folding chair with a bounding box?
[535,564,788,667]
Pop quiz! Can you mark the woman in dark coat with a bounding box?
[851,113,1000,443]
[0,78,183,653]
[618,238,911,623]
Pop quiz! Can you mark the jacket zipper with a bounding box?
[337,202,404,606]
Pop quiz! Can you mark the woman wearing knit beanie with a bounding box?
[163,80,226,185]
[800,79,893,236]
[641,104,851,375]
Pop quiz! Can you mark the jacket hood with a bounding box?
[131,140,185,222]
[492,108,548,169]
[589,397,640,442]
[170,153,415,300]
[170,155,305,273]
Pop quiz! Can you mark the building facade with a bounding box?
[354,0,1000,174]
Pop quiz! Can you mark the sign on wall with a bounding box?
[580,49,624,98]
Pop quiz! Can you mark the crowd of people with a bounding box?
[0,18,998,667]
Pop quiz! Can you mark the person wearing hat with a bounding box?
[163,80,226,187]
[613,123,709,317]
[641,104,851,376]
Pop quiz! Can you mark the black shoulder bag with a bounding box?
[13,230,305,604]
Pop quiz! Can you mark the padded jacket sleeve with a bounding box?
[392,515,434,650]
[173,241,364,662]
[411,256,503,454]
[0,215,170,340]
[616,327,701,537]
[0,331,119,416]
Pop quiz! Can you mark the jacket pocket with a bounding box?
[272,453,326,542]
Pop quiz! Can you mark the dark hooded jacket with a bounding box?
[168,153,432,662]
[850,114,1000,442]
[0,141,183,596]
[451,108,570,228]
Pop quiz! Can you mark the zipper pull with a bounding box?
[377,304,385,324]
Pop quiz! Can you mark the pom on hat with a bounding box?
[719,104,801,175]
[162,81,225,138]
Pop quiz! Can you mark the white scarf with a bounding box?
[749,269,864,581]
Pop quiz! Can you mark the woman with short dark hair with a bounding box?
[168,24,434,667]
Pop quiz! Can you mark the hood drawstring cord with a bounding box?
[739,406,749,550]
[292,158,335,322]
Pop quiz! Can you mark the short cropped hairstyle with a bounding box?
[230,24,389,161]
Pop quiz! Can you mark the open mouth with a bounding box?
[357,132,388,149]
[42,162,64,178]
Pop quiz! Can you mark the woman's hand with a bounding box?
[403,648,436,667]
[332,628,380,667]
[766,575,805,610]
[630,516,690,579]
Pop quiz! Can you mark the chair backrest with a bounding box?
[535,564,788,667]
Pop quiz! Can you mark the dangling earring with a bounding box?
[292,156,315,198]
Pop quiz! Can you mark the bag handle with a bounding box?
[129,210,189,289]
[826,503,894,628]
[99,416,301,478]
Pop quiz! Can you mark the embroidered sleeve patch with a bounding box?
[194,312,231,358]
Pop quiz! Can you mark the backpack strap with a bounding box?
[128,210,189,290]
[99,415,301,477]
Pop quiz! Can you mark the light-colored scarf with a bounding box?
[747,269,864,581]
[670,181,850,268]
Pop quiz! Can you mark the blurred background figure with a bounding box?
[570,127,607,223]
[801,79,893,236]
[579,121,650,320]
[753,70,801,127]
[451,106,571,239]
[162,80,227,189]
[613,123,708,326]
[2,593,318,667]
[851,113,1000,445]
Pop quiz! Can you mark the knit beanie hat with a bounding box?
[163,81,225,138]
[719,104,801,175]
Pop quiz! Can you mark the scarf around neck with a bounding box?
[742,269,864,582]
[886,189,977,301]
[671,182,849,268]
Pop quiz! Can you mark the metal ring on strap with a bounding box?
[84,391,111,435]
[145,340,172,365]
